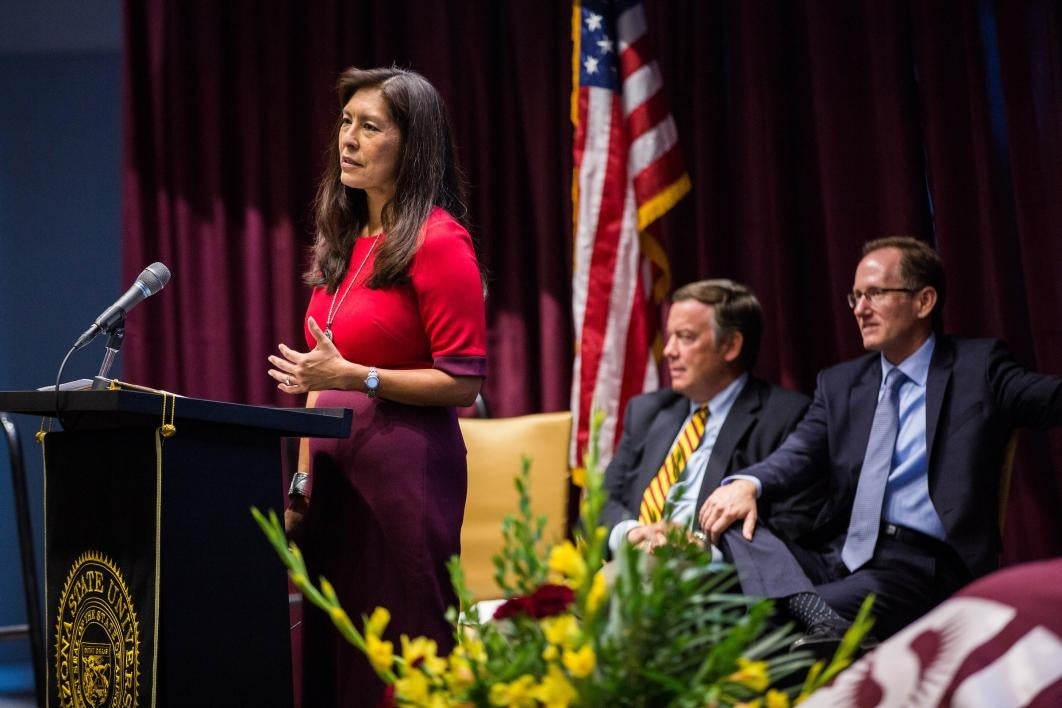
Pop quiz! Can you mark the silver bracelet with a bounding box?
[288,471,310,499]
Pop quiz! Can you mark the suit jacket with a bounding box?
[746,337,1062,579]
[602,376,816,542]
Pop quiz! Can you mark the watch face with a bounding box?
[367,374,379,388]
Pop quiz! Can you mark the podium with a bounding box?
[0,389,352,708]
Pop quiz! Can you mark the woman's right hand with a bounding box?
[285,495,309,541]
[269,316,355,394]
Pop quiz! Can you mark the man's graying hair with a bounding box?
[672,279,763,370]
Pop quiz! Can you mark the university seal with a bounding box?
[54,551,140,708]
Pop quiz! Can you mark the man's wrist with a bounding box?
[609,519,641,555]
[721,474,762,498]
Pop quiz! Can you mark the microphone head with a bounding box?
[139,262,171,295]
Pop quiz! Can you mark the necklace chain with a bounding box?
[325,237,378,340]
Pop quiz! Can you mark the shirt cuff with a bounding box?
[434,355,487,377]
[721,474,762,498]
[609,519,641,555]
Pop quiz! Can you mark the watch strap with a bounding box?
[366,366,380,399]
[288,471,310,499]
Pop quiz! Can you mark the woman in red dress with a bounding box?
[268,66,486,706]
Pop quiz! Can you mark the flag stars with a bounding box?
[580,8,617,87]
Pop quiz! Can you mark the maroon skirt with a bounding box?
[299,390,466,707]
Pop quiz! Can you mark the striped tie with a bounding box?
[638,405,709,524]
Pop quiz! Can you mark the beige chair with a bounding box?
[458,411,573,600]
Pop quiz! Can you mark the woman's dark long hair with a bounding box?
[306,66,477,292]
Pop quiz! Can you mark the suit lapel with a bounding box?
[925,337,954,466]
[848,361,882,479]
[634,396,691,502]
[694,379,759,516]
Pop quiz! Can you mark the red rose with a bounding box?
[526,584,575,618]
[493,595,531,620]
[493,584,575,620]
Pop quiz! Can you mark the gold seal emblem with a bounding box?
[54,551,140,708]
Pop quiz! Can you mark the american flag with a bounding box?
[570,0,691,471]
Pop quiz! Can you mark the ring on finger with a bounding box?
[286,376,292,386]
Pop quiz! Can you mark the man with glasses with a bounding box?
[698,236,1061,650]
[602,279,818,558]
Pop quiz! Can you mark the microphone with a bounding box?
[73,262,171,350]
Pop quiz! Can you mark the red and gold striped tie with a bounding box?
[638,405,709,524]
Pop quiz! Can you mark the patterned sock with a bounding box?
[785,592,848,632]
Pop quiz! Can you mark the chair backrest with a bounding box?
[458,411,572,601]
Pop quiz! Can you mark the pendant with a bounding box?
[325,327,333,341]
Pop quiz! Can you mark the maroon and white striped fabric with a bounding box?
[569,0,690,470]
[804,559,1062,707]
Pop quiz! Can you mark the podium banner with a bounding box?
[44,428,163,708]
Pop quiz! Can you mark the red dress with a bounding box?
[299,208,486,707]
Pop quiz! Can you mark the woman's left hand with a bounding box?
[268,316,353,394]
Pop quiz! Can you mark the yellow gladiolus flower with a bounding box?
[489,674,537,707]
[728,657,770,692]
[427,694,450,708]
[365,634,394,674]
[463,638,487,665]
[548,541,587,588]
[561,643,596,678]
[586,569,607,614]
[401,635,447,675]
[765,688,791,708]
[446,652,475,692]
[365,607,390,637]
[532,664,578,708]
[395,670,431,704]
[542,644,559,662]
[571,466,586,489]
[289,571,309,592]
[541,614,579,648]
[328,605,351,628]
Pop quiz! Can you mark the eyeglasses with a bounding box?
[846,287,916,309]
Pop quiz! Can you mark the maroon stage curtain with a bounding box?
[122,0,1061,562]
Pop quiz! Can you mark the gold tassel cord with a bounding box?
[36,416,51,444]
[160,392,176,438]
[107,379,178,439]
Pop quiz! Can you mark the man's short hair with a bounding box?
[671,279,763,370]
[862,235,946,328]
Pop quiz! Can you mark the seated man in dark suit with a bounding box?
[602,279,816,557]
[699,236,1062,646]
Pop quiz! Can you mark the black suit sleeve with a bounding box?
[601,399,644,532]
[988,341,1062,428]
[744,372,832,503]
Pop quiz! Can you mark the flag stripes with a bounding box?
[570,0,691,470]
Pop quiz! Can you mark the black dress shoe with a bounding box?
[791,625,881,661]
[789,624,843,660]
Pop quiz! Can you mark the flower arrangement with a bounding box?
[253,413,872,706]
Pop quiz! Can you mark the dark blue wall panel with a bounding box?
[0,50,121,667]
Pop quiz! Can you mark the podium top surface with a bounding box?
[0,389,352,438]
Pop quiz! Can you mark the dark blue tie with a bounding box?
[842,368,907,571]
